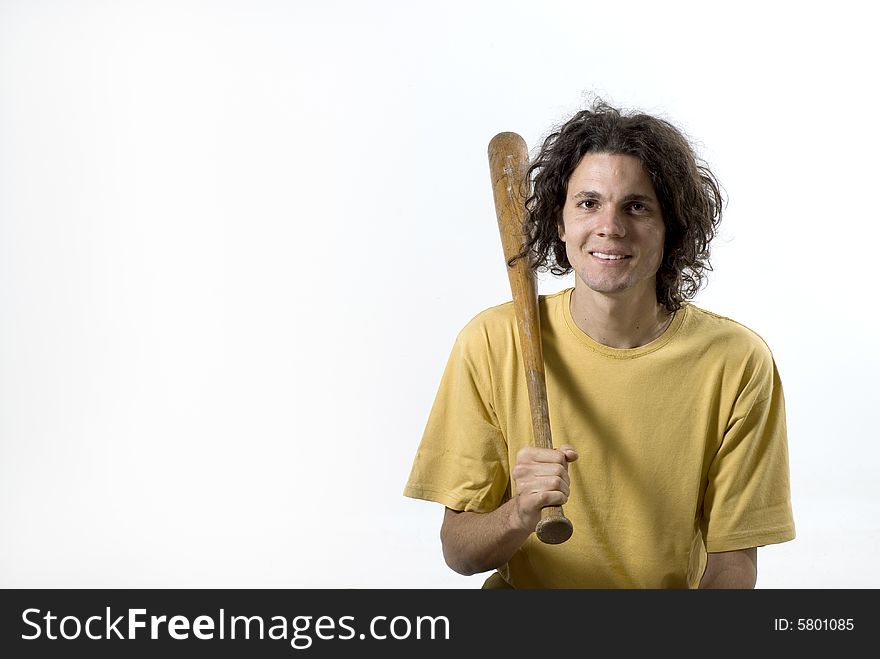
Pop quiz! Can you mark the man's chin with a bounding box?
[579,278,632,295]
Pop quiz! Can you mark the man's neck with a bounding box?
[569,282,673,349]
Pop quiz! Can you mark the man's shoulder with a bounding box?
[683,304,776,362]
[456,299,517,347]
[457,290,567,345]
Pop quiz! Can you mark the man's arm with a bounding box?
[698,548,757,588]
[440,445,578,576]
[440,502,532,575]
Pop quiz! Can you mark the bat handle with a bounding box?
[536,506,573,544]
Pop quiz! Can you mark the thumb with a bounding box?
[558,444,579,463]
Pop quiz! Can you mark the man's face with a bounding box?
[558,153,666,300]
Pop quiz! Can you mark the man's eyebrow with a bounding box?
[622,193,655,203]
[571,191,655,202]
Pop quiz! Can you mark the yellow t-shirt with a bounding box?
[404,288,795,588]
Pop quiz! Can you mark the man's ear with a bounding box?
[556,213,565,241]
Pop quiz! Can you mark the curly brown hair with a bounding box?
[516,99,723,312]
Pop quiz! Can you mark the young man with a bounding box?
[404,101,795,588]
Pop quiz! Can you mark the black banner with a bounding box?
[0,589,871,657]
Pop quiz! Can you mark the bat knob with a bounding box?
[536,510,573,545]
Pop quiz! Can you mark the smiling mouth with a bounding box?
[590,252,631,261]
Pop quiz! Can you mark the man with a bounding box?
[404,100,795,588]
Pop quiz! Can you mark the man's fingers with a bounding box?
[512,461,568,481]
[522,488,569,509]
[517,446,572,464]
[516,445,579,465]
[517,475,571,498]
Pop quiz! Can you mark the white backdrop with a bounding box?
[1,0,877,588]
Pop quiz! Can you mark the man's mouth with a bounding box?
[590,252,631,261]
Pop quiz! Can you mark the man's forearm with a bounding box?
[440,500,533,576]
[698,548,758,589]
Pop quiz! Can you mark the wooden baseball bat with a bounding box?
[487,132,573,545]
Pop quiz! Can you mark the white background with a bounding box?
[1,0,877,588]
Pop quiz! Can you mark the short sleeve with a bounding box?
[701,350,796,552]
[403,322,510,513]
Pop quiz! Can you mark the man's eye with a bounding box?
[630,203,647,212]
[578,200,597,209]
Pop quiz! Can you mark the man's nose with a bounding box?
[596,208,626,237]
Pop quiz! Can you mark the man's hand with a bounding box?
[440,443,579,576]
[510,444,578,533]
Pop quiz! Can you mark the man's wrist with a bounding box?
[505,496,536,537]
